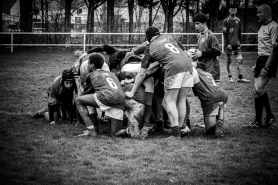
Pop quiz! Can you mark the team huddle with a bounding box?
[32,4,277,139]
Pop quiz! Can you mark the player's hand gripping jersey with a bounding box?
[86,69,125,110]
[142,34,192,78]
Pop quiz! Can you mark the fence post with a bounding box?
[11,33,13,52]
[83,33,86,53]
[221,33,224,53]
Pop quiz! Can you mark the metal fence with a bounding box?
[0,32,258,53]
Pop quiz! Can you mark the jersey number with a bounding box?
[165,43,180,54]
[106,77,118,89]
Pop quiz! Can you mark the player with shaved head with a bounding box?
[245,4,277,128]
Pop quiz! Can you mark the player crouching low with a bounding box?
[32,69,76,125]
[192,63,228,137]
[75,53,126,137]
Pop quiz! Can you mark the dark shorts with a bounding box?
[255,56,277,78]
[226,45,241,55]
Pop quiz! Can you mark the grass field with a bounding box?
[0,48,278,185]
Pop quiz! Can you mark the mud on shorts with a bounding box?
[93,94,124,121]
[203,102,225,117]
[255,55,278,78]
[164,71,194,89]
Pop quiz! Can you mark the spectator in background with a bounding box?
[223,4,250,83]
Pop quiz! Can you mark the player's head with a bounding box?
[193,13,208,32]
[257,4,272,24]
[145,27,160,42]
[229,4,237,16]
[74,50,82,58]
[61,69,74,89]
[89,53,104,70]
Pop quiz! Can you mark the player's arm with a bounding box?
[222,19,229,46]
[125,51,152,98]
[201,34,222,57]
[261,28,278,75]
[145,61,160,79]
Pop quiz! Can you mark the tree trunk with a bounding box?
[65,0,73,46]
[107,0,114,43]
[0,0,3,32]
[20,0,33,32]
[41,0,44,32]
[149,2,153,27]
[87,0,95,44]
[185,0,189,47]
[128,0,134,44]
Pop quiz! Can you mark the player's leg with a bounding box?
[215,103,225,137]
[75,94,98,136]
[151,80,166,133]
[104,108,124,136]
[163,88,180,137]
[142,77,154,128]
[226,54,233,82]
[254,76,274,128]
[235,49,250,83]
[226,46,233,82]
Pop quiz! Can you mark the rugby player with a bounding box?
[192,13,222,83]
[192,63,228,137]
[32,69,76,125]
[125,26,193,139]
[75,53,126,137]
[245,4,277,128]
[223,4,250,83]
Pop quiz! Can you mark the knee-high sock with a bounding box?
[255,96,264,123]
[261,92,272,117]
[143,105,152,123]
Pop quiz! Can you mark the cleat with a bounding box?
[196,122,205,128]
[262,114,275,128]
[215,120,224,137]
[78,129,98,137]
[140,126,151,139]
[243,121,262,129]
[180,126,191,138]
[237,78,250,83]
[229,77,234,83]
[32,107,48,119]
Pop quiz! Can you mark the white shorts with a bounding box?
[93,94,123,120]
[164,71,193,89]
[143,77,154,93]
[192,67,200,84]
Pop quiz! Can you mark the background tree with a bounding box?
[160,0,184,33]
[0,0,3,32]
[84,0,105,44]
[136,0,160,27]
[20,0,33,32]
[127,0,134,43]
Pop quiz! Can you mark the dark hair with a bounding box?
[145,27,160,42]
[103,44,117,54]
[89,53,104,69]
[193,13,208,23]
